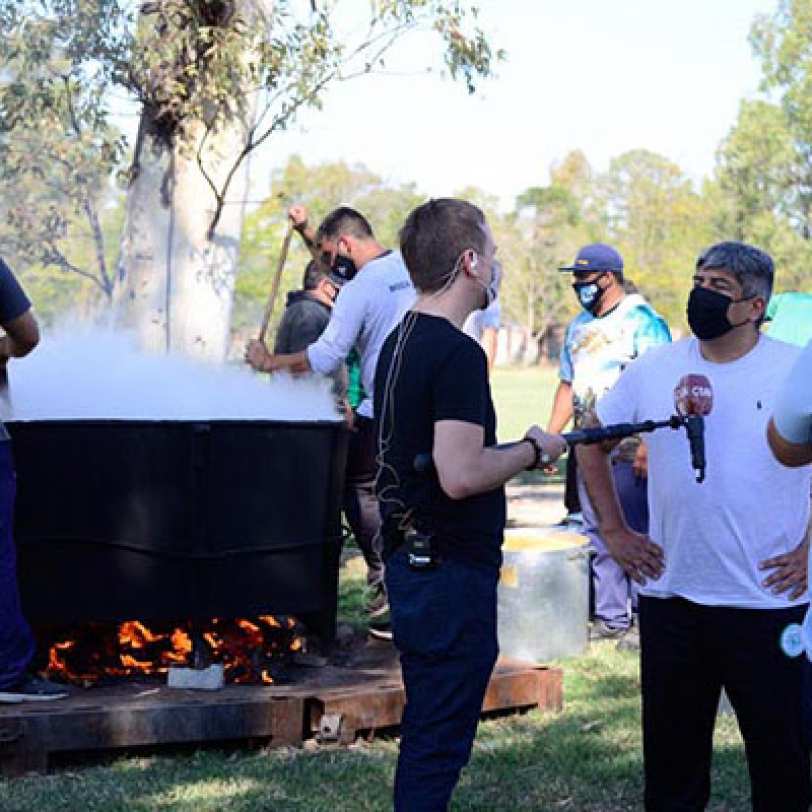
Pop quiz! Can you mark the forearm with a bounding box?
[769,341,812,465]
[438,441,536,499]
[0,311,39,360]
[576,443,627,533]
[767,419,812,467]
[263,350,311,375]
[0,334,30,359]
[293,224,319,261]
[547,382,574,433]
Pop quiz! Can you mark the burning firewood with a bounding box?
[34,617,304,686]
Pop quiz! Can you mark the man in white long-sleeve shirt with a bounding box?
[247,207,415,636]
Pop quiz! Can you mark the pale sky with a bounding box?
[250,0,778,209]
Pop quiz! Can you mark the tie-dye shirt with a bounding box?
[559,294,671,455]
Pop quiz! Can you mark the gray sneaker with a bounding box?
[368,606,393,641]
[588,620,627,642]
[617,624,640,652]
[0,674,69,703]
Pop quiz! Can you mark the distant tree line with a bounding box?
[1,0,810,362]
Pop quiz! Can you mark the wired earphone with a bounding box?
[374,249,479,524]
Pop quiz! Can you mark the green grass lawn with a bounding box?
[490,364,560,443]
[490,363,569,483]
[0,364,755,811]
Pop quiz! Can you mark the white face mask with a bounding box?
[480,258,500,309]
[432,250,499,307]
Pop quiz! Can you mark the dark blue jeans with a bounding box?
[386,549,499,812]
[640,596,812,812]
[0,441,34,689]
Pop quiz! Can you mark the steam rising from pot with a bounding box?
[2,330,339,422]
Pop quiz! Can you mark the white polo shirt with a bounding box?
[307,250,415,419]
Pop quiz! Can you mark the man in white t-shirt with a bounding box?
[246,207,416,638]
[578,242,812,811]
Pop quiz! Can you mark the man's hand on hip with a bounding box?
[759,535,809,600]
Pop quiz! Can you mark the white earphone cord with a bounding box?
[373,249,478,530]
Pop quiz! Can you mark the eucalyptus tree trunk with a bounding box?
[113,1,272,362]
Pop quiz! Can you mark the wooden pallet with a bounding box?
[0,642,562,775]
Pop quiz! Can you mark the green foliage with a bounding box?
[751,0,812,237]
[507,148,715,338]
[598,149,713,328]
[0,1,127,298]
[709,0,812,293]
[509,176,584,351]
[6,1,812,343]
[0,0,500,318]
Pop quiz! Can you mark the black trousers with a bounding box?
[564,449,580,515]
[343,416,384,589]
[640,596,812,812]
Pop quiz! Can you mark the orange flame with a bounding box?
[37,617,304,686]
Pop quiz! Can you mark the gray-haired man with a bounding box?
[578,242,812,811]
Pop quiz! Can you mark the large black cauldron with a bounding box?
[6,420,348,639]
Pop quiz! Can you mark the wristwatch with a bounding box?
[523,436,550,470]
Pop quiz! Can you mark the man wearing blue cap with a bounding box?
[548,244,671,647]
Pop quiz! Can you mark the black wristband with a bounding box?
[523,436,542,470]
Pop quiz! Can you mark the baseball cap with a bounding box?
[559,243,623,273]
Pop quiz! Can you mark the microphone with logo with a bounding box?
[674,374,713,483]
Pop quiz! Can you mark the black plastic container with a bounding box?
[6,420,348,639]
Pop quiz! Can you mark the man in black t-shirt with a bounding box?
[375,199,567,810]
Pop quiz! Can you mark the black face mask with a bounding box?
[330,254,357,284]
[687,286,751,340]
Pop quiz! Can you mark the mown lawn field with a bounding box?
[491,364,560,443]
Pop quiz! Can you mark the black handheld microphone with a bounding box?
[412,416,684,475]
[674,374,714,483]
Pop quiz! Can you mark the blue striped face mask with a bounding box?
[572,272,607,312]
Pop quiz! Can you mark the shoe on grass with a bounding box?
[368,606,393,641]
[588,619,627,642]
[368,624,393,641]
[555,512,584,528]
[617,623,640,652]
[0,673,68,703]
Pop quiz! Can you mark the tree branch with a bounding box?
[44,243,111,295]
[81,199,114,297]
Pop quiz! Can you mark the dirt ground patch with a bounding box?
[506,479,569,529]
